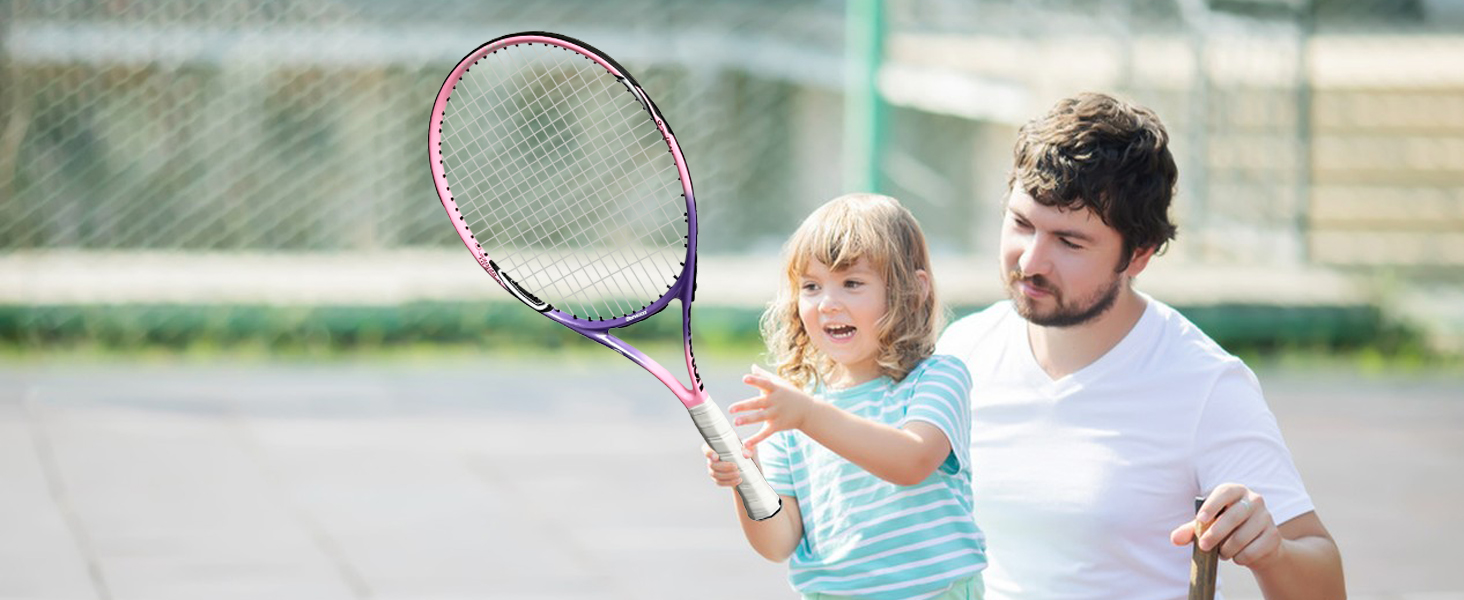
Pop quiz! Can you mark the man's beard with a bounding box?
[1006,269,1123,328]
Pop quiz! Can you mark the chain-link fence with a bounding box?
[3,0,1461,258]
[2,0,1462,348]
[0,0,844,255]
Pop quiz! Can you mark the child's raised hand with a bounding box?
[703,443,756,487]
[731,364,818,448]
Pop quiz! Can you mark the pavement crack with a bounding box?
[24,386,114,600]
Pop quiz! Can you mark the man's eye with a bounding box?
[1061,238,1083,250]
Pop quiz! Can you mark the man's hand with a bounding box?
[1171,483,1283,568]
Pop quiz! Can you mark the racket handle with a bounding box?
[688,401,783,521]
[1190,496,1220,600]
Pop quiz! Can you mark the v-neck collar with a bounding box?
[1016,293,1158,396]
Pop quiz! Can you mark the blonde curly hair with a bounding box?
[760,193,943,390]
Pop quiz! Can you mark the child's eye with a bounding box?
[800,282,819,292]
[844,279,864,289]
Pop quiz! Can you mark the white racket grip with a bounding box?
[688,400,782,521]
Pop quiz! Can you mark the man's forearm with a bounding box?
[1254,535,1345,600]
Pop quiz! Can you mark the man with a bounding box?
[936,92,1344,599]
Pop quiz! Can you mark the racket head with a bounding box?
[428,32,699,332]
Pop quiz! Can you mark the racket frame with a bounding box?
[428,32,706,409]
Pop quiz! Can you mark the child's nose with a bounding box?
[818,294,842,313]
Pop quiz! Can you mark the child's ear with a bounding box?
[915,269,931,301]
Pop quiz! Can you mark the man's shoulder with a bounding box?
[946,300,1015,333]
[1142,295,1247,371]
[936,301,1016,357]
[942,300,1013,342]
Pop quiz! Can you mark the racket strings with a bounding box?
[456,49,616,222]
[465,48,683,267]
[448,48,632,236]
[472,68,681,310]
[454,46,683,314]
[452,48,624,235]
[452,54,668,314]
[484,64,684,316]
[516,153,686,308]
[440,41,688,319]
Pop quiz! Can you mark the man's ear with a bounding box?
[1124,246,1157,278]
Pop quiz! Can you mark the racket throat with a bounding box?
[584,329,706,407]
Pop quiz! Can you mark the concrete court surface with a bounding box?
[0,353,1460,600]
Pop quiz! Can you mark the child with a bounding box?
[706,193,986,600]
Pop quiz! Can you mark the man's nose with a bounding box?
[1017,235,1051,277]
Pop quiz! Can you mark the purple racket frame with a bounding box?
[427,32,781,520]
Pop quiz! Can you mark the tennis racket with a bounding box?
[427,31,781,521]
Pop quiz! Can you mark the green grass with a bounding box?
[1,301,1457,375]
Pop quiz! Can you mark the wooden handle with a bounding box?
[1189,496,1219,600]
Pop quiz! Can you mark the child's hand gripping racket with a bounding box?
[428,31,781,520]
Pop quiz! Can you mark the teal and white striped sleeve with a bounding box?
[900,354,974,474]
[755,430,798,497]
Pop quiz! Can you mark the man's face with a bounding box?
[999,186,1130,328]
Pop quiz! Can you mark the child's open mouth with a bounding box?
[825,325,857,340]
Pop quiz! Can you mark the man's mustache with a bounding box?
[1007,269,1056,295]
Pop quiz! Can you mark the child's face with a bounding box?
[798,256,888,387]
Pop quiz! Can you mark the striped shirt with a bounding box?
[760,354,987,600]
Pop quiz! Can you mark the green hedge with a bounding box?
[0,301,1410,358]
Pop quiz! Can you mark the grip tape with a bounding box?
[689,401,782,521]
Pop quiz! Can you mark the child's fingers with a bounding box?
[742,423,777,448]
[706,463,742,487]
[742,372,775,393]
[712,473,742,487]
[704,447,745,487]
[733,409,768,427]
[728,397,767,414]
[708,459,738,474]
[703,443,754,462]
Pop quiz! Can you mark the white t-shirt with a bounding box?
[935,295,1314,600]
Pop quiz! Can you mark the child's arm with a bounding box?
[733,366,952,487]
[705,445,803,562]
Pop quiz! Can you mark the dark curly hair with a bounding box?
[1008,92,1179,272]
